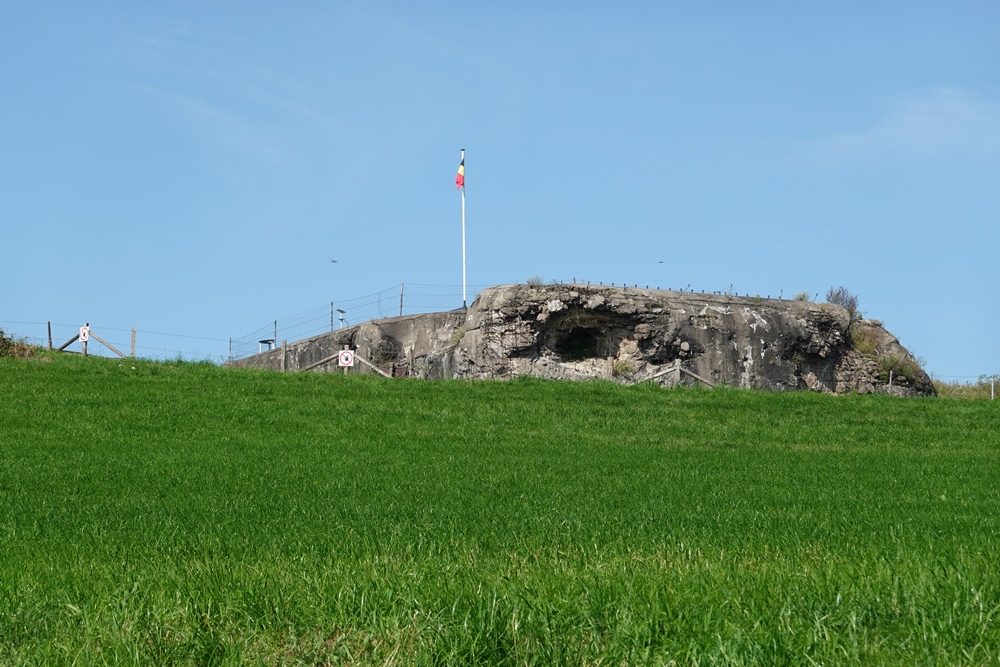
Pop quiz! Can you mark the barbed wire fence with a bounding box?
[228,283,491,360]
[5,279,999,389]
[3,279,803,364]
[0,320,229,363]
[2,284,489,364]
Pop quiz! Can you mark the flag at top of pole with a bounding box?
[457,149,467,308]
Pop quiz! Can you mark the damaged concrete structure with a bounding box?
[232,284,934,396]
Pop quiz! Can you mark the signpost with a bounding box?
[56,323,127,359]
[79,324,90,357]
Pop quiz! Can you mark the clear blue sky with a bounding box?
[2,2,998,379]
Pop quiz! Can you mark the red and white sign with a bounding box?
[338,350,356,367]
[79,326,90,343]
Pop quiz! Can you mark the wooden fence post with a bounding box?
[88,330,125,358]
[56,334,80,352]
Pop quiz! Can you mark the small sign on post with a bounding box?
[79,323,90,357]
[338,350,356,367]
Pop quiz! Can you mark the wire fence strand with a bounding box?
[0,320,229,363]
[6,281,998,380]
[227,284,491,360]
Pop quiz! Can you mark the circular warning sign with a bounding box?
[338,350,355,367]
[79,326,90,342]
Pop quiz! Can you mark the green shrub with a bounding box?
[612,359,634,377]
[934,379,997,400]
[877,354,920,382]
[0,328,36,358]
[850,324,879,357]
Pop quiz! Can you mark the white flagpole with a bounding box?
[460,148,467,309]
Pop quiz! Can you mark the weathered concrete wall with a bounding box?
[231,284,934,396]
[234,310,467,377]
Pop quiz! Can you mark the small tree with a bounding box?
[826,286,859,321]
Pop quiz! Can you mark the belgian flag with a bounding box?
[455,156,465,189]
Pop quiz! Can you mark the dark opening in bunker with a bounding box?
[554,327,603,361]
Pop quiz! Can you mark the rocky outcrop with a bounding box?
[233,284,934,396]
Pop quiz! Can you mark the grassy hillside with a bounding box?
[1,354,999,665]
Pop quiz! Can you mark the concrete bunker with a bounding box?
[230,284,934,397]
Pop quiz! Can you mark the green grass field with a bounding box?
[1,354,999,665]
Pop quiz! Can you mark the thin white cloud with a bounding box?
[813,88,1000,164]
[129,82,297,167]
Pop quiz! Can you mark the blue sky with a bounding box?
[2,2,998,379]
